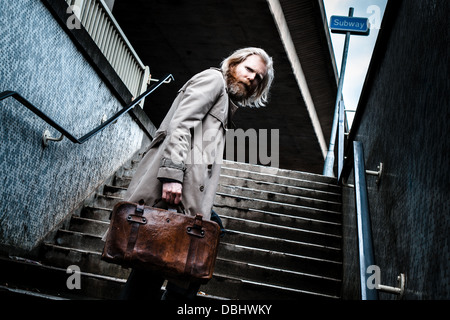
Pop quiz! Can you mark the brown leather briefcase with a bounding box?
[101,200,221,283]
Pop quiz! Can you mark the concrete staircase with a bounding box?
[0,157,342,300]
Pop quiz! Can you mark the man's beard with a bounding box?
[226,71,251,103]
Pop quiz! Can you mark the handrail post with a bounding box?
[353,141,379,300]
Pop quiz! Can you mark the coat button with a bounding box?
[199,185,205,192]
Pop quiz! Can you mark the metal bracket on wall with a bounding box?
[42,129,64,147]
[342,180,354,188]
[366,162,383,185]
[341,162,383,188]
[377,273,406,299]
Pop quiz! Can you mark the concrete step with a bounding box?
[220,167,340,194]
[41,221,342,300]
[93,192,342,227]
[0,254,232,300]
[41,243,130,279]
[222,160,337,184]
[46,222,342,292]
[0,252,337,301]
[96,186,342,221]
[220,215,341,248]
[54,229,105,252]
[105,175,341,207]
[82,199,342,239]
[103,184,128,198]
[213,257,341,298]
[3,252,337,301]
[0,255,125,300]
[217,184,341,212]
[80,205,111,222]
[68,216,109,236]
[213,205,341,236]
[202,273,338,300]
[221,229,341,261]
[217,242,341,279]
[214,192,342,224]
[66,210,341,250]
[25,158,344,300]
[93,193,123,209]
[119,164,140,179]
[38,241,341,300]
[58,213,341,262]
[0,284,69,300]
[42,233,341,282]
[219,174,341,202]
[91,178,342,209]
[85,205,342,235]
[113,175,132,188]
[114,161,341,194]
[58,213,342,256]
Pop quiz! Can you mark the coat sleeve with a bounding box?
[157,69,225,183]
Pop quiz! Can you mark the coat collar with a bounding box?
[209,67,240,126]
[229,99,239,119]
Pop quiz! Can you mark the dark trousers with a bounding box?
[119,268,201,300]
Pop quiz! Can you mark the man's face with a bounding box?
[227,54,267,102]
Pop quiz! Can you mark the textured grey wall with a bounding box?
[341,0,449,299]
[0,0,144,252]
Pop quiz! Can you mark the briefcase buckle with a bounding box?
[127,214,147,224]
[187,214,205,238]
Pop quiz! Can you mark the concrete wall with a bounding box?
[341,0,449,299]
[0,0,147,253]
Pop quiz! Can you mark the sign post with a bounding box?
[323,8,370,177]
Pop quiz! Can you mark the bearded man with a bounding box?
[119,47,274,300]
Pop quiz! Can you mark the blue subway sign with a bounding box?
[330,15,370,35]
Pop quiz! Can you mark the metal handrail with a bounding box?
[353,141,378,300]
[0,73,174,145]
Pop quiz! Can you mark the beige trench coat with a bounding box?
[125,68,237,220]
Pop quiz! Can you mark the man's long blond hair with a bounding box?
[221,47,274,108]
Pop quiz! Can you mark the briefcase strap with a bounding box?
[184,214,204,276]
[124,202,145,261]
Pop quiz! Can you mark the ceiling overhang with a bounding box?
[112,0,337,173]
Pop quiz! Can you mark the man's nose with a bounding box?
[247,72,256,82]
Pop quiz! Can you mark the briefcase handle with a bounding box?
[150,199,207,238]
[152,198,186,215]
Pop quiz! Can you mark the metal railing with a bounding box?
[65,0,150,105]
[323,5,406,300]
[0,74,174,146]
[353,141,379,300]
[331,93,403,301]
[352,141,405,299]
